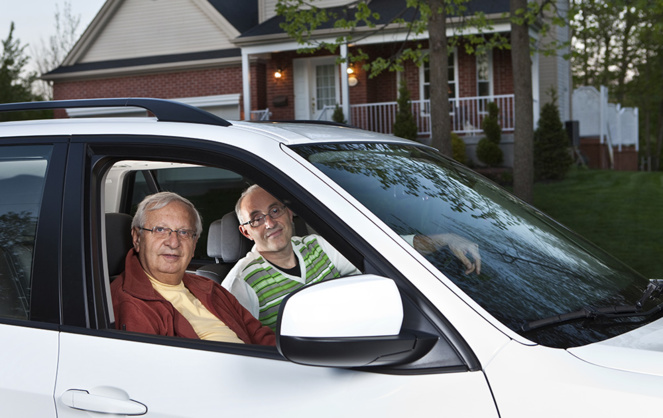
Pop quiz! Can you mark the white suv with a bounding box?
[1,98,662,417]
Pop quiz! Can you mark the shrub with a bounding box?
[482,102,501,144]
[477,102,503,167]
[332,104,346,124]
[392,79,418,140]
[534,91,573,180]
[451,132,467,164]
[476,138,503,166]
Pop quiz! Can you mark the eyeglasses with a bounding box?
[141,226,197,241]
[240,205,286,228]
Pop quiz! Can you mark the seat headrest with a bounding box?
[207,212,252,263]
[106,212,133,277]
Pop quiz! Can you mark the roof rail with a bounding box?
[0,98,232,127]
[253,120,353,128]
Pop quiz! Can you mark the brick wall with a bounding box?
[53,67,243,100]
[52,39,516,120]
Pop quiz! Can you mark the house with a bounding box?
[44,0,573,167]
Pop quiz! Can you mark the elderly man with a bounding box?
[111,191,274,346]
[223,185,481,331]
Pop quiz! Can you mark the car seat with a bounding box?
[196,212,252,284]
[105,212,134,279]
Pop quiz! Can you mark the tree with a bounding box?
[534,90,573,180]
[570,0,642,103]
[0,23,50,120]
[393,79,418,140]
[275,0,499,157]
[32,0,82,99]
[510,0,535,202]
[570,0,663,170]
[276,0,566,202]
[476,102,503,167]
[332,103,347,124]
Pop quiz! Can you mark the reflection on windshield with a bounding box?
[293,143,653,348]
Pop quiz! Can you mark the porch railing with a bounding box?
[348,94,515,137]
[253,94,516,137]
[250,108,271,121]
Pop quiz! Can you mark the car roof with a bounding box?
[0,98,413,147]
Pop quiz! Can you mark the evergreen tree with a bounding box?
[393,79,418,141]
[332,104,346,124]
[0,23,49,121]
[476,102,503,166]
[534,91,572,180]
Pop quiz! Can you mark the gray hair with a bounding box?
[132,191,203,237]
[235,184,262,224]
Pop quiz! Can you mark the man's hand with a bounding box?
[413,233,481,275]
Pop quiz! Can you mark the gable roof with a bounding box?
[207,0,258,34]
[45,0,249,80]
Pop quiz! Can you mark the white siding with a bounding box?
[538,0,571,122]
[260,0,278,22]
[81,0,236,63]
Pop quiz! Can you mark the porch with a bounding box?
[252,94,516,138]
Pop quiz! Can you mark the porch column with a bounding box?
[340,43,350,124]
[531,50,540,129]
[242,50,251,121]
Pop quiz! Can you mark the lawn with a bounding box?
[532,168,663,279]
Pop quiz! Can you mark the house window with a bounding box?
[421,51,456,101]
[476,52,492,98]
[316,64,337,111]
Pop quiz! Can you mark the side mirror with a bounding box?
[276,275,437,368]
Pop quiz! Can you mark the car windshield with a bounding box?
[293,142,657,348]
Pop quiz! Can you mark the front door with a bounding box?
[294,57,339,120]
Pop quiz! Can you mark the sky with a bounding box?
[1,0,106,70]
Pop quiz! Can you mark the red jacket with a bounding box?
[111,249,275,346]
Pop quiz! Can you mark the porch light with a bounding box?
[274,68,283,79]
[346,63,354,74]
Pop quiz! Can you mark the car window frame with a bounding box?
[67,134,478,373]
[0,137,69,329]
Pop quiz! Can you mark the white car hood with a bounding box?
[569,316,663,377]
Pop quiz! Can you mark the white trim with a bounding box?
[191,0,241,38]
[63,0,122,66]
[43,56,241,81]
[242,51,251,120]
[340,44,350,123]
[66,94,241,117]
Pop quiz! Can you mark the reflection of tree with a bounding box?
[0,211,36,318]
[300,143,522,233]
[0,211,36,247]
[295,143,647,347]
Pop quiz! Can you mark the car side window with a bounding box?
[0,145,52,320]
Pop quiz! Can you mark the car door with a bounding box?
[53,137,499,417]
[0,141,68,417]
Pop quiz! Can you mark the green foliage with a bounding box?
[451,132,467,164]
[476,102,502,166]
[332,104,346,124]
[0,23,50,121]
[392,79,418,141]
[476,138,503,167]
[275,0,509,78]
[482,101,501,144]
[534,91,572,181]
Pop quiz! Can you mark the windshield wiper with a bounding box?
[522,279,663,333]
[636,279,663,309]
